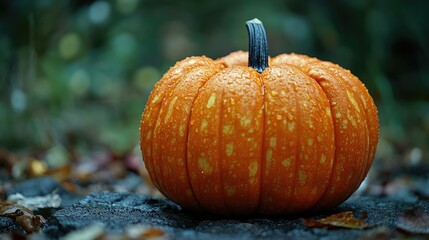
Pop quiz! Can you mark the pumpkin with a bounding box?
[140,18,379,215]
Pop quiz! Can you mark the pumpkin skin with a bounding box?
[140,21,379,215]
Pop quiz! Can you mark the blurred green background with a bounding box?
[0,0,428,167]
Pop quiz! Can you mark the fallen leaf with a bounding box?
[61,223,105,240]
[0,202,46,233]
[304,211,369,229]
[125,225,166,239]
[396,208,429,234]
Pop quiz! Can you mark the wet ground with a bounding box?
[1,176,429,239]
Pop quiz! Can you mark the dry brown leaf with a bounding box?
[304,211,369,229]
[396,208,429,234]
[125,225,167,239]
[0,202,46,233]
[142,227,166,238]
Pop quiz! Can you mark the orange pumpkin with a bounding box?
[140,19,379,215]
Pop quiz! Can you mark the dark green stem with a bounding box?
[246,18,269,73]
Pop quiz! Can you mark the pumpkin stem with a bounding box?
[246,18,269,73]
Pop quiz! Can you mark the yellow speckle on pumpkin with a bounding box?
[282,119,287,126]
[271,90,278,97]
[201,119,208,130]
[226,143,234,156]
[298,170,307,185]
[320,154,326,164]
[184,104,190,112]
[347,110,357,127]
[335,112,342,119]
[146,131,151,140]
[341,119,348,129]
[311,187,318,195]
[230,98,235,105]
[240,116,251,127]
[288,121,296,132]
[326,107,332,117]
[198,155,213,174]
[165,96,178,123]
[308,118,314,129]
[347,90,361,113]
[249,160,258,178]
[223,125,234,135]
[151,95,160,104]
[269,137,277,148]
[179,124,185,137]
[225,185,236,197]
[307,138,313,146]
[207,93,216,108]
[282,158,291,167]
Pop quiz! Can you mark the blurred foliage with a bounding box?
[0,0,428,166]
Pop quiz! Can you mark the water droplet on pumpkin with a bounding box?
[276,114,283,120]
[331,101,337,107]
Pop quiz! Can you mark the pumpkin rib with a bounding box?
[140,57,205,194]
[142,56,216,196]
[187,68,232,213]
[291,67,337,213]
[309,62,368,209]
[288,66,335,213]
[308,71,343,210]
[321,65,367,203]
[321,63,371,199]
[150,58,217,204]
[256,65,335,214]
[151,77,187,204]
[326,63,379,173]
[258,66,300,214]
[267,67,336,213]
[218,67,264,214]
[155,65,224,210]
[272,54,368,209]
[181,67,224,211]
[338,65,378,193]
